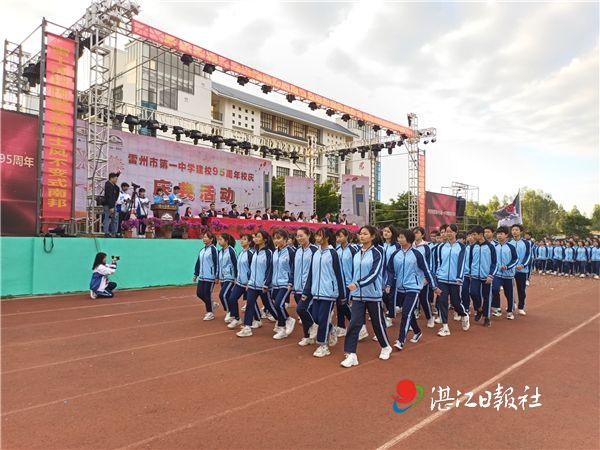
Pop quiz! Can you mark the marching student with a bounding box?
[412,227,435,328]
[381,226,400,325]
[434,224,470,336]
[193,232,219,321]
[427,229,440,315]
[575,241,589,277]
[510,224,532,315]
[302,228,346,357]
[90,253,118,299]
[460,230,474,318]
[271,229,296,340]
[293,227,319,346]
[226,234,255,329]
[491,226,518,319]
[237,231,276,337]
[591,240,600,279]
[484,226,497,245]
[217,233,238,323]
[468,226,498,327]
[335,228,357,336]
[552,240,564,276]
[535,240,549,274]
[563,242,575,277]
[386,228,438,351]
[341,225,393,368]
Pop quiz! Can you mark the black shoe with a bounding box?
[475,309,483,322]
[484,318,491,327]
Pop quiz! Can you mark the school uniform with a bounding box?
[243,247,276,327]
[382,242,400,319]
[469,241,498,320]
[302,245,345,345]
[89,263,117,298]
[535,245,549,272]
[294,244,318,338]
[343,246,391,353]
[271,245,296,328]
[227,248,254,321]
[194,245,218,313]
[461,243,473,314]
[435,241,468,324]
[552,245,564,275]
[386,247,437,345]
[563,247,575,275]
[336,244,357,330]
[218,246,238,313]
[509,238,532,310]
[492,241,518,313]
[591,246,600,276]
[574,247,589,275]
[413,242,433,320]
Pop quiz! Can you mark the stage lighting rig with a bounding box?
[146,119,161,137]
[372,125,381,132]
[180,54,194,66]
[326,109,335,117]
[124,114,139,132]
[203,63,216,74]
[341,114,350,122]
[386,129,393,136]
[172,126,185,141]
[189,130,202,145]
[260,145,269,158]
[308,102,318,111]
[386,141,396,155]
[261,84,272,94]
[290,150,299,163]
[286,94,295,103]
[237,76,249,86]
[357,120,365,127]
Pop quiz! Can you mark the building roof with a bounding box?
[211,82,357,138]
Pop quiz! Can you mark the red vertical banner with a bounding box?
[40,32,76,220]
[418,152,426,227]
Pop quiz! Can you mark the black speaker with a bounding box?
[456,197,466,219]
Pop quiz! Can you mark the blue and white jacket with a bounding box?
[293,244,318,294]
[494,241,518,279]
[272,245,295,288]
[552,246,564,261]
[235,248,254,286]
[435,241,467,285]
[336,244,357,288]
[248,247,273,290]
[563,247,575,262]
[303,245,345,301]
[413,242,432,268]
[469,241,498,280]
[509,238,532,274]
[349,246,384,301]
[194,245,218,282]
[427,242,440,273]
[386,247,437,293]
[218,246,238,282]
[591,246,600,261]
[536,245,549,260]
[575,247,589,262]
[463,244,473,279]
[382,242,400,287]
[90,263,117,293]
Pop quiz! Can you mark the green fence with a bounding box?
[0,237,236,297]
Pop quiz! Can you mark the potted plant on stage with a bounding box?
[143,217,161,239]
[173,219,190,239]
[158,213,174,239]
[120,218,139,238]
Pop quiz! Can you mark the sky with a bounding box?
[1,0,598,215]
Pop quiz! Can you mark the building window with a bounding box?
[261,112,274,131]
[113,85,123,103]
[238,121,241,125]
[238,114,241,118]
[327,175,339,187]
[251,111,254,115]
[251,118,254,122]
[315,174,321,185]
[276,166,290,177]
[274,116,290,134]
[251,125,254,129]
[293,169,306,177]
[292,122,306,139]
[327,155,339,173]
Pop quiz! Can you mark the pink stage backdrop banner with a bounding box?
[284,176,314,215]
[340,175,369,226]
[75,125,271,215]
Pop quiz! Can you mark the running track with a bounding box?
[2,276,599,449]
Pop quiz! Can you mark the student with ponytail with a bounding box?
[193,232,219,321]
[294,227,319,346]
[271,229,297,339]
[217,233,237,323]
[226,234,256,329]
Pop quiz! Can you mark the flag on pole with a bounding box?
[494,192,522,227]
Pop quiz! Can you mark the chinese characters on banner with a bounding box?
[41,33,76,220]
[418,153,426,227]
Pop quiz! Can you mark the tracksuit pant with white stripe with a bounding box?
[383,291,396,319]
[396,291,421,345]
[313,299,336,345]
[196,280,214,313]
[417,285,432,320]
[436,282,467,324]
[492,277,514,313]
[227,283,253,321]
[243,288,275,327]
[295,293,314,338]
[514,272,528,310]
[553,260,562,274]
[95,281,117,298]
[336,288,352,329]
[218,281,233,312]
[461,277,471,314]
[344,300,390,353]
[469,278,492,318]
[271,287,291,327]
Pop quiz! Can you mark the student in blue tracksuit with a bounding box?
[427,229,440,314]
[271,229,296,340]
[302,227,346,358]
[575,241,589,277]
[294,227,319,346]
[381,226,400,323]
[435,224,469,336]
[412,227,435,328]
[217,233,238,323]
[484,226,498,246]
[510,224,532,315]
[341,225,393,368]
[491,226,519,319]
[386,228,438,351]
[89,252,118,299]
[193,232,219,321]
[525,232,535,281]
[535,240,548,274]
[468,226,498,327]
[591,240,600,278]
[552,241,564,276]
[237,230,276,337]
[461,231,474,318]
[335,228,357,336]
[563,242,576,276]
[226,234,255,329]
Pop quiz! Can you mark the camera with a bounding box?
[112,255,120,261]
[131,182,140,189]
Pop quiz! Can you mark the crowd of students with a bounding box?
[188,222,600,368]
[530,237,600,278]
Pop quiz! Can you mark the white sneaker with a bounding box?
[273,325,283,333]
[89,290,97,299]
[462,315,470,331]
[298,337,314,346]
[453,312,461,321]
[340,353,359,368]
[507,312,515,320]
[309,324,318,339]
[518,309,527,316]
[427,318,435,328]
[526,280,530,286]
[414,309,420,319]
[227,319,242,329]
[212,302,220,311]
[393,340,404,351]
[492,308,502,317]
[385,317,393,328]
[594,275,599,280]
[379,346,393,360]
[395,306,401,314]
[410,332,423,343]
[372,335,379,341]
[313,345,330,358]
[285,317,296,336]
[273,328,288,340]
[580,274,585,278]
[336,327,347,337]
[358,325,369,341]
[434,316,442,324]
[203,312,215,321]
[266,313,276,323]
[437,327,451,337]
[328,330,338,346]
[260,311,267,319]
[251,320,262,329]
[241,303,247,312]
[236,326,252,337]
[224,312,232,323]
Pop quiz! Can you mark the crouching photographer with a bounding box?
[90,253,119,299]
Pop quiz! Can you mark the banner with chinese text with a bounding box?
[284,176,314,215]
[340,175,369,226]
[425,191,457,236]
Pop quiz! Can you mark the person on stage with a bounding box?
[193,232,219,321]
[135,188,150,235]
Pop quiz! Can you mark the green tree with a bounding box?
[315,181,340,218]
[560,206,591,238]
[590,204,600,231]
[374,192,409,227]
[271,176,285,210]
[520,188,565,237]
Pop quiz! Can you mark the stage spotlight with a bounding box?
[146,119,161,137]
[339,150,347,161]
[172,126,185,141]
[290,150,299,163]
[224,138,239,148]
[360,150,366,159]
[22,62,41,87]
[160,124,169,133]
[372,125,381,132]
[308,102,318,111]
[260,145,269,158]
[237,76,250,86]
[386,129,393,136]
[386,142,396,155]
[184,130,191,138]
[180,54,194,66]
[424,140,429,144]
[114,114,125,123]
[252,144,259,150]
[431,137,437,143]
[212,135,224,145]
[124,114,140,132]
[203,63,216,74]
[189,130,202,145]
[326,109,335,117]
[341,114,350,122]
[286,94,295,103]
[357,120,365,127]
[261,84,272,94]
